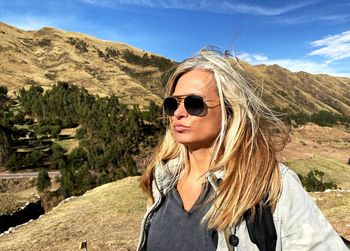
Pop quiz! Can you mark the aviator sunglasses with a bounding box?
[163,95,217,116]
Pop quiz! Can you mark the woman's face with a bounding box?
[170,70,222,149]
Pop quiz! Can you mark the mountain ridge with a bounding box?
[1,21,349,114]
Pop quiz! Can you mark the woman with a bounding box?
[137,49,348,250]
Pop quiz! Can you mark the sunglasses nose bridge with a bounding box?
[173,98,188,116]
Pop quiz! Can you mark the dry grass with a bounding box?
[285,156,350,189]
[0,174,346,248]
[2,22,350,112]
[280,123,350,165]
[0,176,147,251]
[0,178,60,214]
[54,138,79,153]
[312,191,350,240]
[0,175,349,250]
[0,22,163,108]
[0,193,38,215]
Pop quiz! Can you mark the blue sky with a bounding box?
[1,0,350,77]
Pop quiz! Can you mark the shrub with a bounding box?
[13,111,25,125]
[298,170,338,192]
[37,169,52,192]
[37,39,52,47]
[50,125,61,139]
[105,47,119,58]
[0,85,7,96]
[311,110,338,127]
[75,40,88,53]
[65,37,88,53]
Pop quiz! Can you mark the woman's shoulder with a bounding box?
[275,163,348,250]
[277,162,298,180]
[276,162,310,209]
[277,162,313,197]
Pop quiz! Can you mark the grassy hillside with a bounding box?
[311,191,350,240]
[0,176,146,251]
[0,22,170,108]
[0,193,38,215]
[1,22,350,114]
[286,156,350,189]
[0,175,349,250]
[0,178,38,214]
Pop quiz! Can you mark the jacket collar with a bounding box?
[154,157,224,194]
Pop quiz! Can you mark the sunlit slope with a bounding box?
[1,21,349,113]
[0,173,349,250]
[0,22,167,107]
[0,176,146,251]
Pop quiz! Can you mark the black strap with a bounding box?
[341,236,350,249]
[243,204,350,251]
[244,204,277,251]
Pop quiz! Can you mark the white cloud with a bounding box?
[79,0,316,16]
[308,30,350,63]
[237,51,350,77]
[2,16,67,31]
[236,52,269,62]
[220,1,316,16]
[279,14,349,25]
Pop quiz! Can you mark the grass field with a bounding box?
[0,175,349,250]
[0,176,146,251]
[0,193,38,215]
[312,191,350,240]
[285,156,350,189]
[54,138,79,153]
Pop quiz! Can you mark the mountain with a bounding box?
[0,21,349,114]
[0,22,171,107]
[236,62,350,115]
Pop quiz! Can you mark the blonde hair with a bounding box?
[140,49,290,230]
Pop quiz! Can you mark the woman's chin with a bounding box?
[175,137,214,150]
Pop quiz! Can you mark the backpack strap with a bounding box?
[244,204,277,251]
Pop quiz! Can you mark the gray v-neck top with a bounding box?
[146,182,218,251]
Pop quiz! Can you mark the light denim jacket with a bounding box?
[137,158,349,251]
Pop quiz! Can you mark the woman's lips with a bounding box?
[173,124,190,132]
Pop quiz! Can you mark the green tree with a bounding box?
[298,170,338,192]
[37,169,52,192]
[0,85,8,106]
[311,110,338,127]
[50,125,61,140]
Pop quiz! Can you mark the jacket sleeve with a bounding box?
[278,167,349,251]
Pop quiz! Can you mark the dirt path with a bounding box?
[0,171,60,179]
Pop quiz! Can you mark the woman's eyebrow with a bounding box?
[172,93,203,98]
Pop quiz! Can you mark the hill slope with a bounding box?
[0,176,146,251]
[1,22,350,114]
[279,123,350,189]
[0,175,349,250]
[0,22,169,107]
[237,61,350,115]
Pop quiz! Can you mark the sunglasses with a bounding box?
[163,95,217,116]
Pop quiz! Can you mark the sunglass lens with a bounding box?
[185,95,205,116]
[163,97,178,116]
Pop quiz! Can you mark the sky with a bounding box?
[0,0,350,77]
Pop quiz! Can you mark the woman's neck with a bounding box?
[187,147,213,177]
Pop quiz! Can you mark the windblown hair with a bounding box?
[140,49,290,231]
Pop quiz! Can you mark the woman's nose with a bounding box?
[173,102,188,119]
